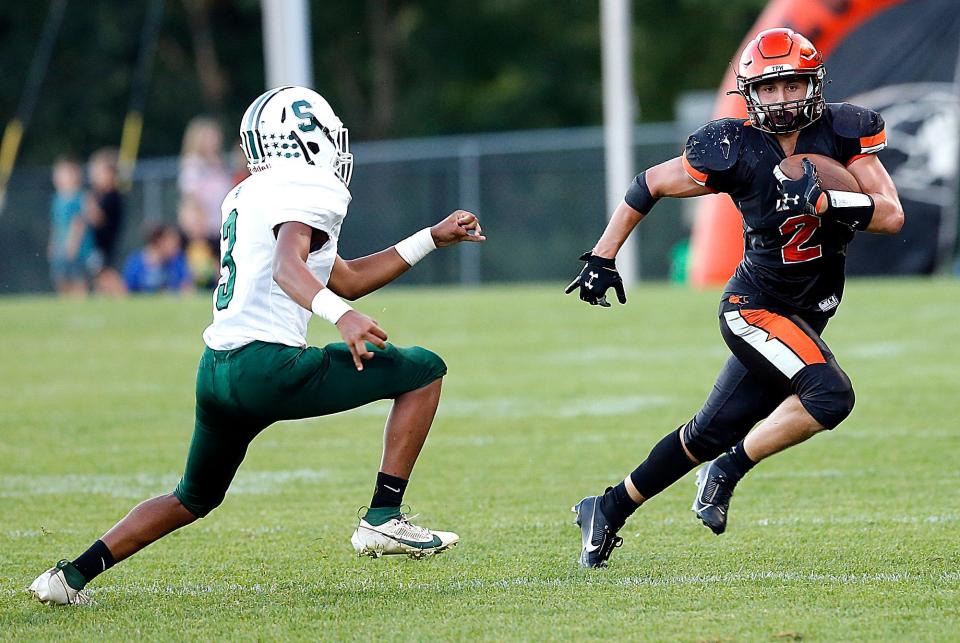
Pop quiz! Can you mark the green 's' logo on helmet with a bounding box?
[291,100,316,132]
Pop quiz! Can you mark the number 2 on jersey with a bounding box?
[215,209,238,310]
[780,213,822,264]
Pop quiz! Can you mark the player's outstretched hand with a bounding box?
[564,251,627,307]
[431,210,486,247]
[775,157,824,215]
[335,310,388,371]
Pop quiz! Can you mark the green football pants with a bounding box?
[173,340,447,517]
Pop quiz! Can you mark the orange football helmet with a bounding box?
[735,28,825,134]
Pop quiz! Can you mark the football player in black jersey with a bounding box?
[566,28,903,568]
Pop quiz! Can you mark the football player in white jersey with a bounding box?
[29,86,485,605]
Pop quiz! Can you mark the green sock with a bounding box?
[57,560,88,590]
[364,506,401,526]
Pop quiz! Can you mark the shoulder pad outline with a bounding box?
[826,102,884,140]
[684,118,748,174]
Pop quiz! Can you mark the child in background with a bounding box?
[177,195,219,290]
[123,223,193,293]
[48,157,95,296]
[85,148,127,295]
[178,117,232,247]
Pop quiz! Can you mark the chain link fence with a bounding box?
[0,124,694,294]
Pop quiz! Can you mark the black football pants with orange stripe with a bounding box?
[679,297,855,463]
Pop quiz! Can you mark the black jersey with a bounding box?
[93,189,125,267]
[682,103,886,317]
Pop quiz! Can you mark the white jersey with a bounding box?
[202,168,351,350]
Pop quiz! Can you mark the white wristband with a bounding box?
[827,190,872,209]
[311,288,353,324]
[394,227,437,266]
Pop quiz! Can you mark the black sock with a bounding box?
[71,539,116,584]
[713,441,756,484]
[370,471,408,508]
[598,480,639,530]
[628,428,697,500]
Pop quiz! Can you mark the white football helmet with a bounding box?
[239,86,353,186]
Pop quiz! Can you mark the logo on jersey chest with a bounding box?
[776,194,800,211]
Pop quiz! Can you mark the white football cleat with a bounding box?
[29,561,90,605]
[351,510,459,559]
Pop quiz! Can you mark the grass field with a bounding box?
[1,279,959,641]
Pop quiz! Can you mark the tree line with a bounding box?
[0,0,765,164]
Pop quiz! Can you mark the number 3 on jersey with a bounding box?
[780,213,822,264]
[215,209,238,310]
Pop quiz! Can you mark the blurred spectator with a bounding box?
[48,156,95,296]
[178,116,232,246]
[177,195,219,290]
[123,223,193,293]
[84,148,127,296]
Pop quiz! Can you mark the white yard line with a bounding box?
[352,395,673,419]
[643,514,959,527]
[843,341,909,358]
[6,570,957,598]
[0,469,331,498]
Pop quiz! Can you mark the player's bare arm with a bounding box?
[566,157,711,306]
[275,211,483,370]
[273,220,387,371]
[594,158,712,259]
[782,153,904,235]
[272,221,332,308]
[844,154,904,234]
[327,210,484,300]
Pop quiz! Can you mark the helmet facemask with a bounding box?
[292,117,354,187]
[327,123,353,187]
[740,72,825,134]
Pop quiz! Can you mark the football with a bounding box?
[778,153,862,192]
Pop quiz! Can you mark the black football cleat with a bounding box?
[572,493,623,568]
[692,460,735,535]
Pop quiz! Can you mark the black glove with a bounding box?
[564,251,626,307]
[776,157,824,215]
